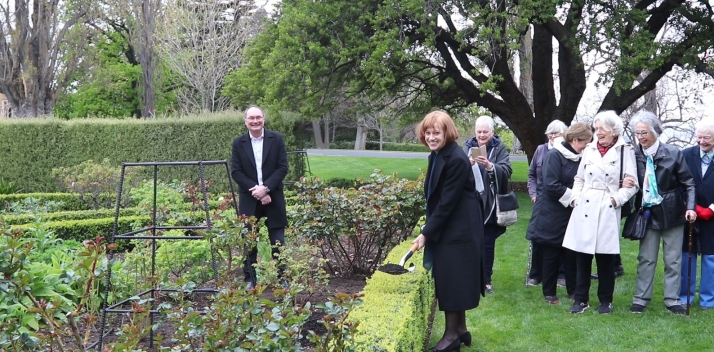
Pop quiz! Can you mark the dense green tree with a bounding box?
[225,0,714,158]
[54,31,142,118]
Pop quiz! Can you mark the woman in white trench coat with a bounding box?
[563,110,639,314]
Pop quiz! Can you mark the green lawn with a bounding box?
[428,192,714,351]
[304,154,714,350]
[308,155,528,182]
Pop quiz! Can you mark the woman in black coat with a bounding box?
[414,111,485,352]
[533,123,592,304]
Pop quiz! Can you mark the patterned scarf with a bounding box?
[596,136,619,157]
[642,155,663,207]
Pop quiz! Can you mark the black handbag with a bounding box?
[622,207,651,241]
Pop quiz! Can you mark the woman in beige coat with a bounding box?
[562,110,639,314]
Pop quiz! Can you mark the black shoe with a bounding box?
[630,304,646,314]
[666,305,686,315]
[485,284,494,294]
[279,279,290,290]
[570,302,589,314]
[597,302,613,314]
[545,295,559,305]
[557,278,566,287]
[526,278,541,286]
[431,338,461,352]
[459,332,471,347]
[615,265,625,278]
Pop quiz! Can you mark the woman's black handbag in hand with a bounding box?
[622,208,651,241]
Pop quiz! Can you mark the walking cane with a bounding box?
[525,240,533,287]
[687,222,694,316]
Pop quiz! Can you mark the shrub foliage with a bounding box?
[290,171,425,276]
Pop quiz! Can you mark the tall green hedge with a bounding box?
[0,113,306,192]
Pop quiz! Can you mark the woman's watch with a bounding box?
[264,185,270,193]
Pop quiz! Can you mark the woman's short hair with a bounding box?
[695,118,714,137]
[545,120,568,135]
[416,111,459,146]
[592,110,624,136]
[630,110,663,138]
[475,115,495,132]
[564,122,593,143]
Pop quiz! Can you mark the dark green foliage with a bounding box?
[11,216,148,251]
[0,178,20,194]
[0,208,143,225]
[0,193,90,212]
[0,115,306,193]
[290,171,425,276]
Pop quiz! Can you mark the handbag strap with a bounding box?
[619,145,624,186]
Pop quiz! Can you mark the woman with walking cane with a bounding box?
[624,111,696,315]
[680,118,714,310]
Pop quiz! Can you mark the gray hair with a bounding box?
[630,110,663,138]
[545,120,568,135]
[592,110,624,136]
[475,115,494,131]
[696,118,714,137]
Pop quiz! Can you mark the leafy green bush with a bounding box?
[0,222,117,351]
[290,171,425,276]
[52,158,140,210]
[0,193,90,212]
[0,178,20,194]
[0,197,65,215]
[130,179,189,225]
[11,216,149,251]
[155,234,214,286]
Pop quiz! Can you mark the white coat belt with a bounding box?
[586,182,610,191]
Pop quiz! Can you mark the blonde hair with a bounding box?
[564,122,593,143]
[416,111,459,146]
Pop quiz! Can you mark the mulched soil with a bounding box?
[69,276,367,351]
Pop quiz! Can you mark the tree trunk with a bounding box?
[312,120,327,149]
[135,0,161,118]
[354,125,365,150]
[0,0,87,117]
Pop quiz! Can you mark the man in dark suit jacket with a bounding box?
[681,119,714,309]
[231,106,289,289]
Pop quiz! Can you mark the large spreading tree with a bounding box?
[0,0,90,117]
[227,0,714,158]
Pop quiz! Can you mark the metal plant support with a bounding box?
[92,160,238,351]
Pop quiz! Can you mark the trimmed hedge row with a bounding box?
[350,238,435,351]
[0,114,305,193]
[0,208,142,225]
[12,216,149,251]
[11,211,210,251]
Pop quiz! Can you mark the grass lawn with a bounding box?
[308,155,528,182]
[303,154,713,350]
[428,192,714,351]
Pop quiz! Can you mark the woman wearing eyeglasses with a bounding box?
[623,111,697,315]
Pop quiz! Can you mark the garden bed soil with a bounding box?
[72,276,367,351]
